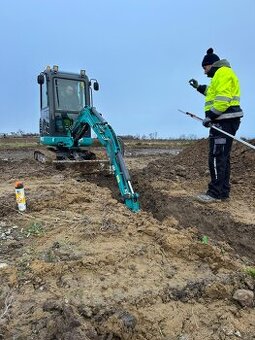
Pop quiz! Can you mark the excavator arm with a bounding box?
[71,106,140,212]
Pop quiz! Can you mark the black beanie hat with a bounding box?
[202,48,220,67]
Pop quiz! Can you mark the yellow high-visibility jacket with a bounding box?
[199,59,243,120]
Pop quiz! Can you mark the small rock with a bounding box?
[78,305,93,317]
[244,277,254,290]
[178,335,190,340]
[235,330,242,337]
[175,165,186,171]
[233,289,254,307]
[118,310,137,330]
[165,265,177,279]
[0,263,8,269]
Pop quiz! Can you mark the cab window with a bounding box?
[54,79,86,112]
[41,79,48,108]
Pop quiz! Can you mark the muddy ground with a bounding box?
[0,137,255,340]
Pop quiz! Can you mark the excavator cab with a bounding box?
[37,65,98,147]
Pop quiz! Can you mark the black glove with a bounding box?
[189,79,199,89]
[205,109,219,120]
[202,117,212,128]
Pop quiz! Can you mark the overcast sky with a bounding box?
[1,0,254,138]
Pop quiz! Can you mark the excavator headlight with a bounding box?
[53,65,59,73]
[80,69,86,77]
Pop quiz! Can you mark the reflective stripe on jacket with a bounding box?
[204,62,243,120]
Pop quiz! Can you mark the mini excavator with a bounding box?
[35,65,139,212]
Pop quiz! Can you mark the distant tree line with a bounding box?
[0,130,39,138]
[0,130,199,140]
[120,133,198,140]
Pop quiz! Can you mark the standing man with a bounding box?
[189,48,243,202]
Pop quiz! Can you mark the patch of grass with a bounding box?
[17,252,33,279]
[201,235,209,245]
[244,267,255,278]
[0,136,39,149]
[25,221,44,237]
[43,249,58,263]
[0,142,39,149]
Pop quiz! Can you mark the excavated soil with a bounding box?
[0,138,255,340]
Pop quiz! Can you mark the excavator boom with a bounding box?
[71,106,140,212]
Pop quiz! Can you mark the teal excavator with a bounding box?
[35,65,139,212]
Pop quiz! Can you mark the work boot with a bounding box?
[195,193,220,203]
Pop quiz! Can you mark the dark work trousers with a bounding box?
[207,118,240,199]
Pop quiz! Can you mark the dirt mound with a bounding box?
[140,138,255,183]
[148,138,209,180]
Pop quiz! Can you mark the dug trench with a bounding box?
[136,185,255,263]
